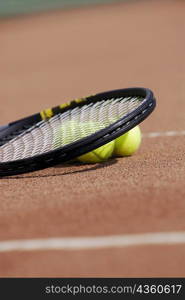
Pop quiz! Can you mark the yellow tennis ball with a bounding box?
[77,140,115,163]
[53,121,104,149]
[114,125,142,156]
[53,120,79,148]
[53,120,115,163]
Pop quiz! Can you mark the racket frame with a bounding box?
[0,87,156,176]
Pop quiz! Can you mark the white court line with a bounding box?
[0,232,185,253]
[143,131,185,138]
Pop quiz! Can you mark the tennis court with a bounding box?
[0,0,185,277]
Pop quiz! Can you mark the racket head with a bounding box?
[0,87,156,176]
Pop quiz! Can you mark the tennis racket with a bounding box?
[0,87,156,177]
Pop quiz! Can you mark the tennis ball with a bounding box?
[77,140,115,163]
[53,121,104,149]
[53,120,79,148]
[113,125,142,156]
[53,120,115,163]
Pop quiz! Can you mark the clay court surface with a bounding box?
[0,0,185,277]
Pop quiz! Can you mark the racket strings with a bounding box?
[0,124,33,147]
[0,96,144,162]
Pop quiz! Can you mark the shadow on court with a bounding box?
[1,158,118,179]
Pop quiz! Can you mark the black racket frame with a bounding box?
[0,88,156,176]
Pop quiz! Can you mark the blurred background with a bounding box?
[0,0,125,17]
[1,0,184,134]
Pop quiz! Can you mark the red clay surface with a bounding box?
[1,245,185,277]
[0,0,185,277]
